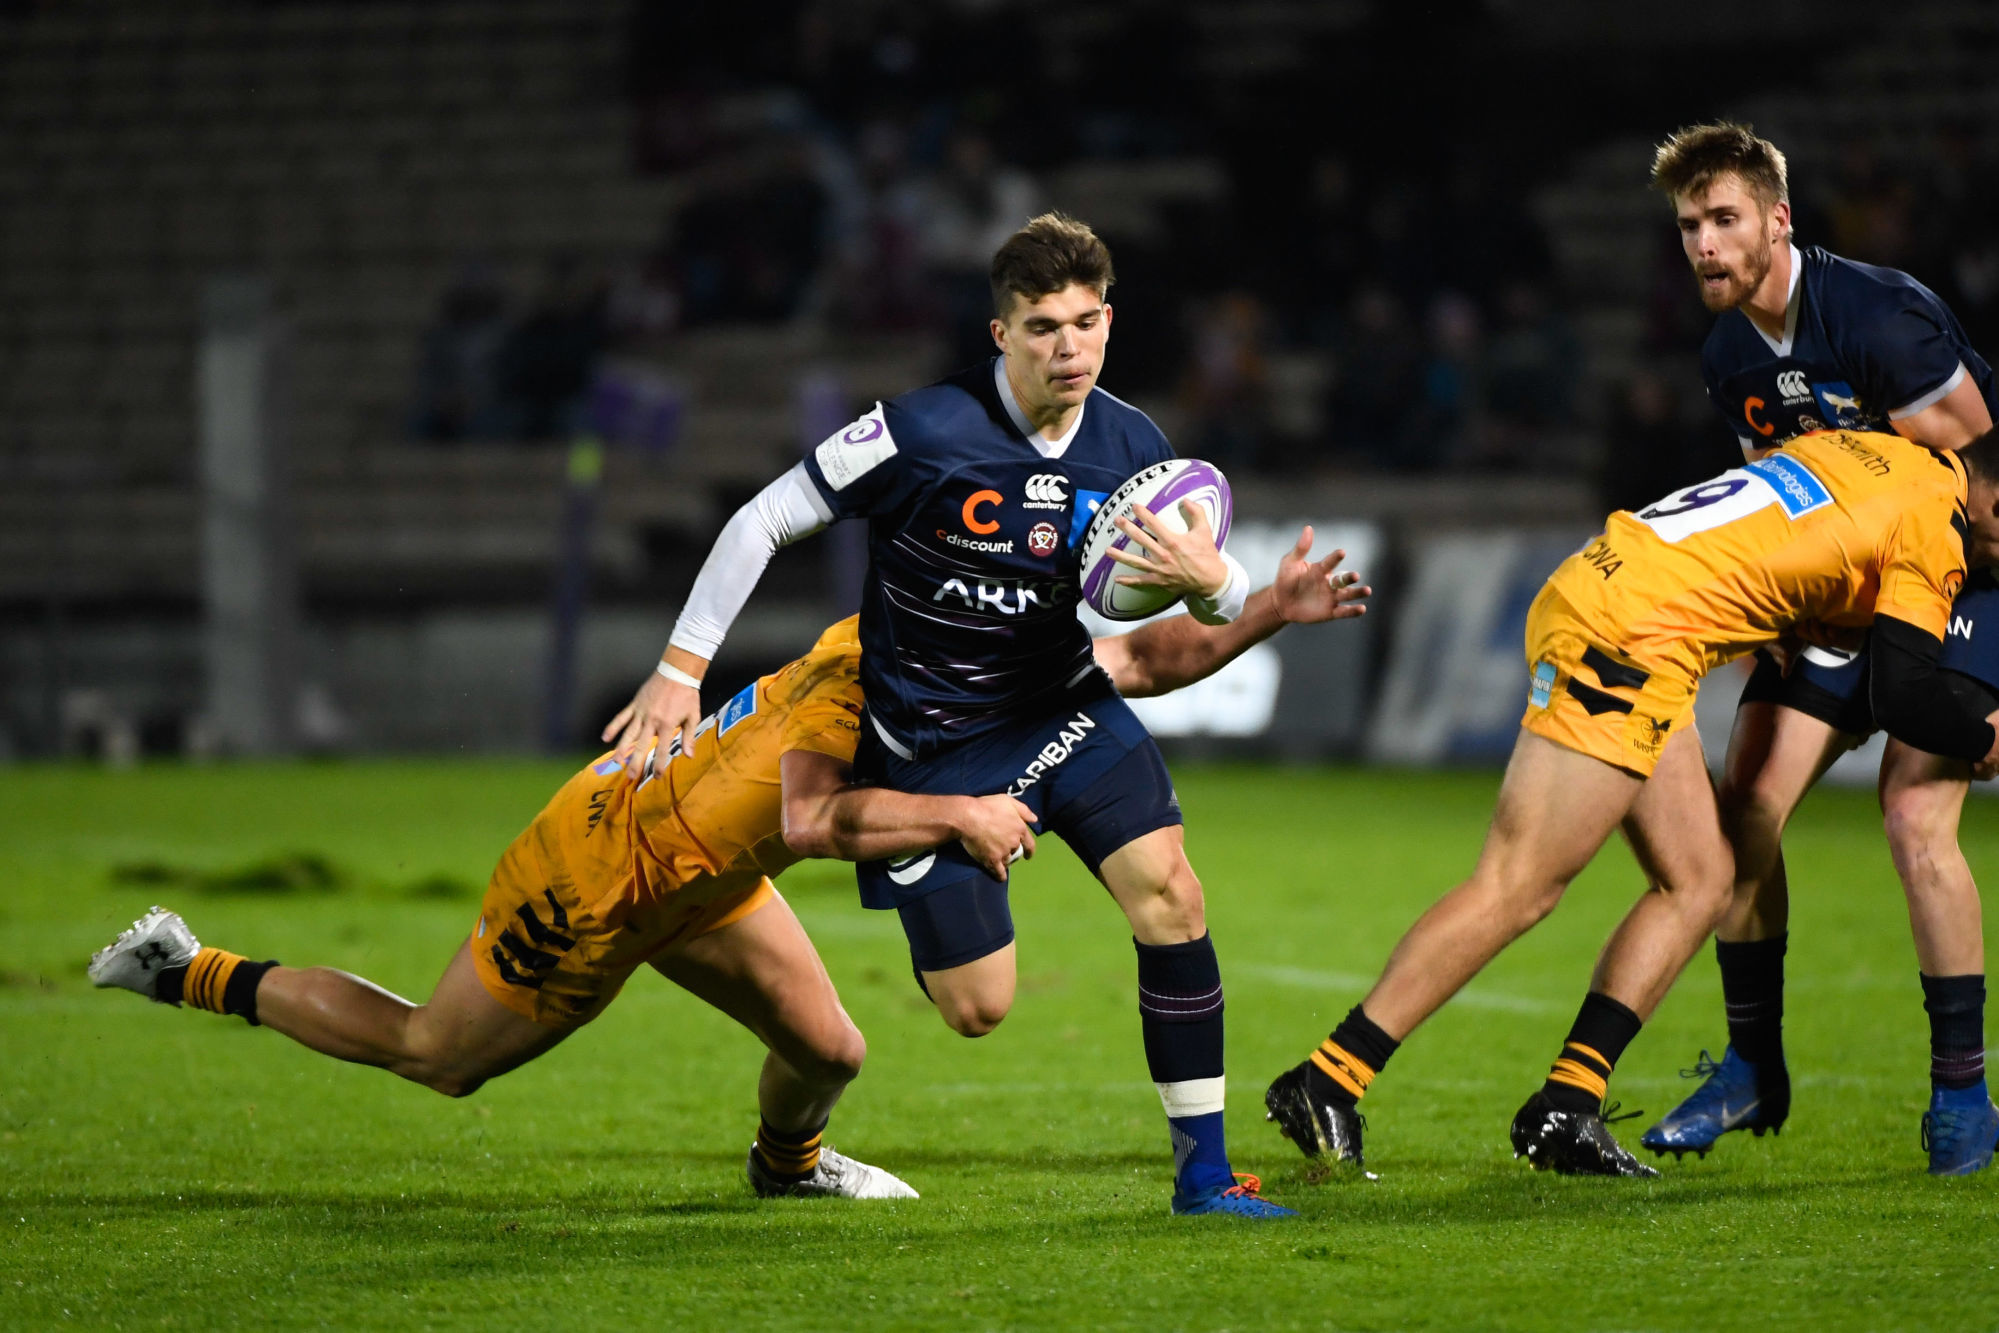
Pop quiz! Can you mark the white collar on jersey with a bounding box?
[1746,241,1805,357]
[994,356,1087,459]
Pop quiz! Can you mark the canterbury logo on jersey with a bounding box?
[1023,473,1069,510]
[1776,370,1810,401]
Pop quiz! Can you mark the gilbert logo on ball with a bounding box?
[1079,459,1233,620]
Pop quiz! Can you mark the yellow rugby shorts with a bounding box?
[1519,586,1698,778]
[469,758,775,1028]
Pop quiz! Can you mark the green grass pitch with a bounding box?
[3,760,1996,1330]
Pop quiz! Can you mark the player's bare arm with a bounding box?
[779,749,1037,881]
[1892,373,1993,451]
[1096,526,1370,699]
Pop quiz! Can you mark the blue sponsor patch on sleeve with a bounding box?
[1068,489,1109,548]
[1809,380,1865,429]
[718,682,758,733]
[1744,453,1833,518]
[1529,661,1556,710]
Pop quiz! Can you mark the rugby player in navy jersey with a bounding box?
[603,213,1317,1217]
[1639,123,1998,1174]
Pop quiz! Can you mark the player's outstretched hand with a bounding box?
[1272,526,1370,625]
[957,794,1038,881]
[601,670,702,778]
[1108,501,1228,599]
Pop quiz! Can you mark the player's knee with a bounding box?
[408,1059,488,1099]
[1474,866,1568,933]
[1657,854,1735,921]
[1880,786,1955,860]
[1719,773,1792,851]
[802,1024,867,1086]
[397,1025,496,1098]
[1512,881,1567,931]
[427,1073,485,1099]
[937,993,1011,1038]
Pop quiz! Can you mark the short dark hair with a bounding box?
[1650,121,1789,209]
[989,212,1114,317]
[1959,426,1999,481]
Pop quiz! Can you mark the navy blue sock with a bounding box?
[1135,934,1231,1195]
[1716,934,1786,1067]
[1922,973,1986,1094]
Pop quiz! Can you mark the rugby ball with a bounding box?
[1079,459,1233,621]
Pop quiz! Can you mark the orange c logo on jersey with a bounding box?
[962,490,1003,533]
[1744,396,1775,437]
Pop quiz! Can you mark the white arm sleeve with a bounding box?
[666,463,835,659]
[1184,551,1250,626]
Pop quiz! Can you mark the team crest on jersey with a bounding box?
[1810,381,1865,429]
[1027,522,1059,556]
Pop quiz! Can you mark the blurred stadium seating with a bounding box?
[1,0,1993,757]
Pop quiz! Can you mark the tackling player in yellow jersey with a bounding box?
[90,531,1367,1202]
[1266,428,1999,1176]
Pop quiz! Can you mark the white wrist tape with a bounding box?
[655,661,703,690]
[1185,551,1249,625]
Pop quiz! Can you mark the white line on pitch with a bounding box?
[1237,963,1563,1014]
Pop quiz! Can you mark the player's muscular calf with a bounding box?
[1714,701,1854,942]
[1880,739,1985,977]
[255,942,565,1098]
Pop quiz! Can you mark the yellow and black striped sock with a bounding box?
[1311,1039,1377,1101]
[1545,1041,1613,1111]
[752,1117,827,1181]
[159,948,276,1025]
[1306,1005,1400,1107]
[1541,991,1643,1115]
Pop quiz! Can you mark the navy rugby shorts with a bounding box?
[853,680,1182,972]
[1740,569,1999,736]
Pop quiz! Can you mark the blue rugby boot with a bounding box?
[1172,1172,1298,1218]
[1639,1047,1789,1160]
[1922,1084,1999,1177]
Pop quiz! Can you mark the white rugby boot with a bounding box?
[746,1145,919,1199]
[89,906,199,1001]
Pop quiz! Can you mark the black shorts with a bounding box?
[1738,645,1874,737]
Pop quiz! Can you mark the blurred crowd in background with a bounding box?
[406,0,1999,498]
[410,1,1588,476]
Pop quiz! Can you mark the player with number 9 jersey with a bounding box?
[1527,430,1969,776]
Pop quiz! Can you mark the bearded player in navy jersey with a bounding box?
[603,213,1298,1217]
[1639,123,1999,1174]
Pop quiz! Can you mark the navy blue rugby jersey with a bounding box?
[800,357,1174,758]
[1702,243,1996,454]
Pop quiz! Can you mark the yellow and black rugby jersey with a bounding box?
[1543,430,1968,685]
[626,616,864,892]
